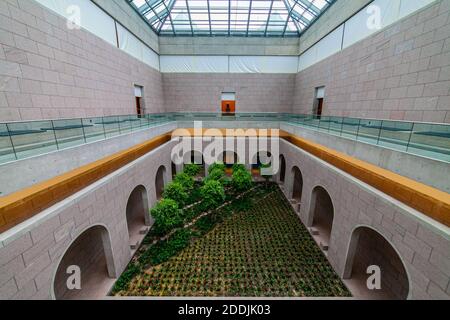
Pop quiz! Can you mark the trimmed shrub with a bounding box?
[174,172,194,190]
[183,164,201,177]
[204,167,225,184]
[150,199,183,233]
[163,182,188,207]
[207,162,225,174]
[200,180,226,210]
[232,163,246,172]
[232,168,253,192]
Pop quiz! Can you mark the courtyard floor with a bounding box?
[114,184,351,297]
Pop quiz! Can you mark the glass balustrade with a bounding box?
[0,113,448,164]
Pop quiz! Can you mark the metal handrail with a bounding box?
[0,112,449,164]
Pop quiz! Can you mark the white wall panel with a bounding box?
[229,56,298,74]
[34,0,117,46]
[117,23,159,71]
[343,0,435,49]
[316,25,344,63]
[298,0,436,72]
[160,56,228,73]
[298,45,318,72]
[399,0,435,19]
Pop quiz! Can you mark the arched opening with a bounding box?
[155,165,166,200]
[171,161,177,179]
[343,226,409,300]
[291,166,303,202]
[279,155,286,183]
[309,186,334,249]
[53,225,115,300]
[126,185,150,245]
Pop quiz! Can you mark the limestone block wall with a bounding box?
[293,0,450,123]
[0,0,164,121]
[280,139,450,299]
[163,73,296,113]
[0,140,175,299]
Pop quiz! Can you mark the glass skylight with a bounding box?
[127,0,335,37]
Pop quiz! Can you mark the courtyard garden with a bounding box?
[111,163,351,297]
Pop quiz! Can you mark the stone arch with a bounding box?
[126,185,151,244]
[308,186,334,248]
[343,225,410,300]
[52,225,115,300]
[155,165,167,200]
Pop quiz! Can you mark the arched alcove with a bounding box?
[126,185,150,244]
[309,186,334,247]
[279,155,286,183]
[53,225,115,300]
[171,161,177,179]
[155,165,167,200]
[343,226,410,300]
[291,166,303,202]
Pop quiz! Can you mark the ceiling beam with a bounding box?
[281,0,302,36]
[185,0,194,36]
[246,0,253,37]
[264,0,275,37]
[207,0,212,36]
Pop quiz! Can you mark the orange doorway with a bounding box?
[221,92,236,116]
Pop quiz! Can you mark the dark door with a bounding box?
[136,97,142,118]
[316,98,323,119]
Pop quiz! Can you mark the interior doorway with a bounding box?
[135,85,144,118]
[314,86,325,119]
[221,92,236,116]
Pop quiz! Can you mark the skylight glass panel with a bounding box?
[127,0,336,37]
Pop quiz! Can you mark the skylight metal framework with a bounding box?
[127,0,335,37]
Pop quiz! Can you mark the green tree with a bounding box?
[232,167,253,192]
[183,164,201,177]
[150,199,183,233]
[200,180,226,210]
[163,182,188,207]
[174,172,194,190]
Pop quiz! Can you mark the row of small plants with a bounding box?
[111,162,256,294]
[117,184,351,297]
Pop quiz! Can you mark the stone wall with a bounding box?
[0,140,174,299]
[0,0,164,121]
[281,138,450,299]
[293,0,450,123]
[163,73,295,113]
